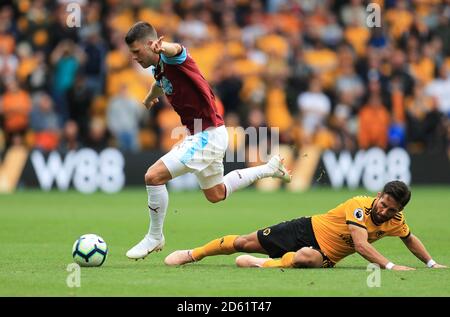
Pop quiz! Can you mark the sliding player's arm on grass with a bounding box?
[348,224,415,271]
[401,233,447,269]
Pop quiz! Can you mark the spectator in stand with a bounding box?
[50,39,86,124]
[389,49,415,97]
[0,44,18,81]
[0,77,32,148]
[330,91,357,152]
[0,0,449,158]
[58,120,82,153]
[296,75,331,146]
[26,51,51,93]
[29,92,60,152]
[79,24,107,96]
[425,63,450,118]
[405,81,431,153]
[106,84,146,153]
[66,73,94,142]
[358,80,390,150]
[85,117,110,152]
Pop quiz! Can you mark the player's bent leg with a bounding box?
[267,155,292,183]
[258,247,324,269]
[235,255,271,268]
[260,248,323,268]
[164,249,195,266]
[144,160,173,185]
[192,235,238,260]
[291,247,324,268]
[126,234,166,260]
[223,155,291,199]
[164,235,240,266]
[196,162,226,203]
[202,183,226,203]
[127,160,177,260]
[233,232,267,253]
[234,233,272,268]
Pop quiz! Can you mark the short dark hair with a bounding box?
[382,181,411,209]
[125,22,157,45]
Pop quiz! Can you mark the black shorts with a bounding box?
[257,217,334,268]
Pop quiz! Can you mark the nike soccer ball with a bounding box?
[72,234,108,267]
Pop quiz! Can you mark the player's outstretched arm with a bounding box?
[149,36,182,57]
[143,82,164,109]
[348,224,415,270]
[401,234,447,269]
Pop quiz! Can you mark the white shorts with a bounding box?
[161,125,228,189]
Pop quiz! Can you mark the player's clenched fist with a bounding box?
[150,36,165,54]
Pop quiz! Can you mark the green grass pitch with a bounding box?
[1,187,449,296]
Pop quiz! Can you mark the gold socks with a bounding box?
[192,235,239,261]
[262,252,295,268]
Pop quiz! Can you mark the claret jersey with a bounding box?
[311,196,411,264]
[152,46,224,134]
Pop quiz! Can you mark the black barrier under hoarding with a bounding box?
[409,152,450,184]
[12,147,450,193]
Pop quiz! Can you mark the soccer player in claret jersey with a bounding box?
[165,181,447,270]
[124,22,291,260]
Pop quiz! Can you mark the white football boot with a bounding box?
[126,234,165,260]
[235,255,271,268]
[267,155,291,183]
[164,249,195,266]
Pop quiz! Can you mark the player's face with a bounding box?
[372,193,402,224]
[128,40,157,68]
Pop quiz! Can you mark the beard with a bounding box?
[372,209,389,224]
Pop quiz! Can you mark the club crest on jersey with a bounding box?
[353,208,364,221]
[160,76,173,95]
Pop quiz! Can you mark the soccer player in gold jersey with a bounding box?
[165,181,446,271]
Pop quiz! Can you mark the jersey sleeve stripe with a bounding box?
[161,46,187,65]
[346,221,367,229]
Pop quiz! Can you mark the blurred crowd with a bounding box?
[0,0,449,157]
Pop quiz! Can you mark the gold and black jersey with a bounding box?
[311,196,410,264]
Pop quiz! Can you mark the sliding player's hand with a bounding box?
[150,36,165,54]
[392,265,415,271]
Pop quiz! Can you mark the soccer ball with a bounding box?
[72,234,108,267]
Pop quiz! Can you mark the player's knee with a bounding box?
[145,170,165,185]
[204,188,225,203]
[293,248,321,268]
[233,236,248,251]
[205,194,222,203]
